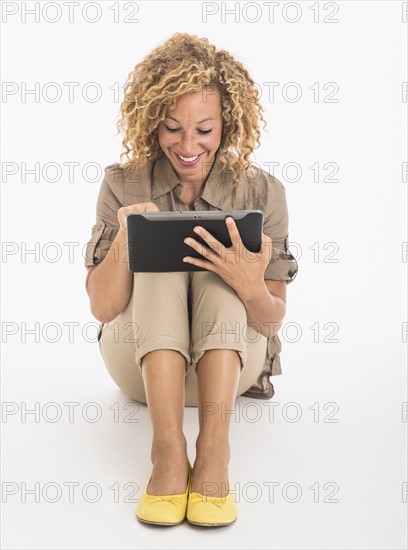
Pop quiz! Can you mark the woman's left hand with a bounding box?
[182,216,272,300]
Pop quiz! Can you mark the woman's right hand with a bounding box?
[117,202,160,232]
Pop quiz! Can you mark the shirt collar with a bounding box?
[151,148,235,209]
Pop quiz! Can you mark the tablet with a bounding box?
[126,210,264,273]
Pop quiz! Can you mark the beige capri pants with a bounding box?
[97,270,269,407]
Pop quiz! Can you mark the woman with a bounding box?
[84,33,298,527]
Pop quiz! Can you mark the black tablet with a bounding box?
[126,210,264,273]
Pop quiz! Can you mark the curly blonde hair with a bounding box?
[115,32,267,187]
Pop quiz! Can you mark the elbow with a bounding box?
[273,320,284,337]
[266,320,283,338]
[268,301,286,338]
[91,309,113,325]
[86,268,120,323]
[87,288,129,324]
[88,291,120,324]
[89,301,119,324]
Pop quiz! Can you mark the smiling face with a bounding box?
[158,88,223,190]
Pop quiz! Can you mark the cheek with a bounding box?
[158,126,170,146]
[207,130,222,149]
[201,128,222,148]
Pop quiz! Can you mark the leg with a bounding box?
[98,282,147,404]
[99,272,191,405]
[140,349,190,495]
[192,349,241,497]
[188,270,253,496]
[99,272,269,408]
[134,271,192,495]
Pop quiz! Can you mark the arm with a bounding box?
[86,227,133,324]
[85,201,160,323]
[236,279,287,339]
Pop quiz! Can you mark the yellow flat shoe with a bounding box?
[136,462,192,526]
[187,474,237,527]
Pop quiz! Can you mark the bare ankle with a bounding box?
[195,433,230,460]
[151,432,188,461]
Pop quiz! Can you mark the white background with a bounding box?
[1,1,407,548]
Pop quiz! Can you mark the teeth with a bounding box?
[177,153,199,162]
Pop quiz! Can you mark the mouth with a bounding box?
[173,150,205,167]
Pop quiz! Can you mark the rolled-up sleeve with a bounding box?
[84,165,121,268]
[262,175,298,284]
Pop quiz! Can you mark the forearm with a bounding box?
[237,280,286,338]
[86,228,133,323]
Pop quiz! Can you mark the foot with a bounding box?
[147,437,190,496]
[191,438,230,497]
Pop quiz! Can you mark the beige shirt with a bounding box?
[84,148,298,284]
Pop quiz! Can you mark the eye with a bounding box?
[164,125,213,134]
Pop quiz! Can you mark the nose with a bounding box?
[178,132,198,156]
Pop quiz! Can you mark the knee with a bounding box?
[196,349,242,370]
[141,348,187,368]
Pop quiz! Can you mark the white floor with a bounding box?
[2,310,407,549]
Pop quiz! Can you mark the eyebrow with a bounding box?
[165,116,214,124]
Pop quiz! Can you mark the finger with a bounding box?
[190,228,224,256]
[182,256,216,272]
[225,217,243,247]
[184,237,220,263]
